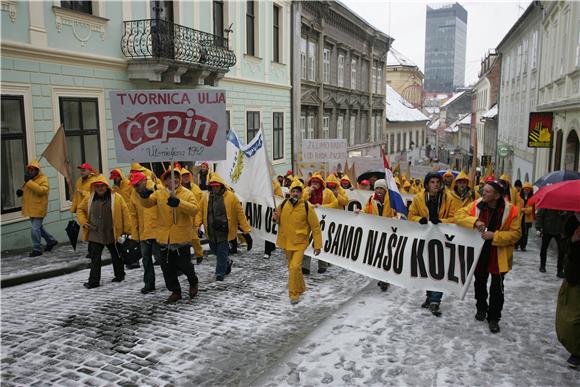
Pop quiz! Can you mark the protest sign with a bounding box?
[109,89,227,163]
[302,139,347,162]
[242,196,484,299]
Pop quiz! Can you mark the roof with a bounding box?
[335,0,393,44]
[387,47,418,68]
[496,1,537,51]
[428,118,440,130]
[444,113,471,133]
[385,85,429,123]
[482,104,498,119]
[441,91,466,108]
[459,114,471,125]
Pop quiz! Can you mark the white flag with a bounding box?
[216,129,275,207]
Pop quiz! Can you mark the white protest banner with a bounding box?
[243,197,483,299]
[215,129,275,206]
[109,89,227,163]
[302,139,347,162]
[343,189,415,212]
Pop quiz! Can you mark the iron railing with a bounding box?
[121,19,236,70]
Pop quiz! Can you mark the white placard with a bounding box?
[302,139,347,162]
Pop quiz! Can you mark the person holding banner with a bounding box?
[272,180,322,304]
[340,176,354,190]
[16,160,58,257]
[326,175,349,209]
[180,168,205,263]
[200,174,253,281]
[455,179,521,334]
[449,171,479,209]
[302,173,338,274]
[127,172,159,294]
[130,163,157,183]
[137,169,199,303]
[409,171,460,316]
[77,175,133,289]
[70,163,98,214]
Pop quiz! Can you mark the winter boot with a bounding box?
[83,282,99,289]
[140,287,155,294]
[225,259,233,275]
[557,270,565,279]
[29,250,42,257]
[317,267,327,274]
[45,240,58,252]
[263,253,271,259]
[567,355,580,368]
[378,281,390,292]
[111,276,125,282]
[539,266,546,273]
[196,256,204,264]
[488,320,500,333]
[189,283,198,299]
[302,268,310,275]
[429,303,442,317]
[165,292,182,303]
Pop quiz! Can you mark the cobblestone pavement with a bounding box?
[1,246,370,386]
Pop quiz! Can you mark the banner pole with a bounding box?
[259,124,277,208]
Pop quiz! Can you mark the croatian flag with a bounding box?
[381,147,408,216]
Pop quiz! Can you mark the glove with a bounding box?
[167,196,180,207]
[243,233,253,251]
[139,188,153,199]
[16,189,23,197]
[419,218,428,224]
[431,219,440,225]
[24,172,32,182]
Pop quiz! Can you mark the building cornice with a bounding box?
[222,76,291,91]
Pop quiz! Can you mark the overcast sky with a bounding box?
[341,0,531,86]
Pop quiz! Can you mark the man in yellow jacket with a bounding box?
[137,169,199,303]
[408,171,460,316]
[449,171,479,209]
[110,168,132,204]
[516,182,535,251]
[70,162,98,214]
[326,174,349,209]
[200,173,252,281]
[302,173,338,274]
[16,160,58,257]
[77,175,133,289]
[180,168,205,263]
[273,180,322,304]
[499,174,523,209]
[128,172,159,294]
[455,179,521,333]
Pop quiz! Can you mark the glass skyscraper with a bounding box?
[424,3,468,93]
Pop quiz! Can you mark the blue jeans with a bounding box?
[30,217,56,252]
[210,241,230,277]
[140,239,156,290]
[427,290,443,304]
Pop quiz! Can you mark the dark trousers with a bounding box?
[517,220,531,249]
[88,241,124,285]
[265,240,276,255]
[474,250,505,321]
[210,241,230,277]
[540,233,564,271]
[140,239,156,290]
[158,245,198,293]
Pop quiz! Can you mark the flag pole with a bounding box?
[259,123,278,208]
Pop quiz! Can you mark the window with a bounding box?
[246,1,255,56]
[351,58,357,89]
[323,48,330,84]
[226,110,231,129]
[1,96,28,214]
[415,130,419,148]
[522,38,528,73]
[371,66,377,94]
[532,30,539,69]
[308,41,316,81]
[273,5,280,63]
[213,1,224,39]
[307,116,315,139]
[300,115,306,140]
[273,112,283,160]
[349,115,356,145]
[390,133,395,154]
[561,12,569,75]
[403,132,407,151]
[246,111,260,142]
[397,133,401,152]
[60,97,102,201]
[576,21,580,67]
[323,115,330,139]
[61,1,92,14]
[337,115,343,139]
[300,37,307,79]
[338,54,345,87]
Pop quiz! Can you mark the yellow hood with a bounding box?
[309,173,326,189]
[455,170,469,182]
[523,182,533,190]
[90,174,110,189]
[290,179,304,191]
[326,174,340,186]
[403,181,411,188]
[110,168,126,179]
[500,174,511,184]
[26,159,42,171]
[180,168,192,177]
[443,169,454,178]
[208,173,226,186]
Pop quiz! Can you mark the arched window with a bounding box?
[564,129,579,171]
[554,129,564,170]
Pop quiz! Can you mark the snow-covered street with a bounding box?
[1,234,579,386]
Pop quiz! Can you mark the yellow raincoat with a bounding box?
[110,169,133,204]
[180,168,204,257]
[275,180,322,251]
[21,160,50,218]
[520,182,536,223]
[500,174,524,209]
[70,171,98,213]
[273,179,284,197]
[138,174,199,245]
[455,198,522,273]
[127,179,158,241]
[199,174,251,241]
[303,173,339,208]
[408,189,459,223]
[326,174,349,208]
[77,175,134,241]
[449,171,480,208]
[362,192,396,218]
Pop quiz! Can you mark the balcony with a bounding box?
[121,19,236,85]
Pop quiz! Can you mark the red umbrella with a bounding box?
[533,180,580,212]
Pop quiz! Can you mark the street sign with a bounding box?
[528,112,553,148]
[498,145,510,158]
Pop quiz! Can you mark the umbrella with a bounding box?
[357,170,385,183]
[65,220,80,250]
[438,169,460,177]
[534,170,580,188]
[534,180,580,212]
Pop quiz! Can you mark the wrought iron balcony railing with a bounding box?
[121,19,236,70]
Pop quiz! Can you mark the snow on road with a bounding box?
[256,235,580,386]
